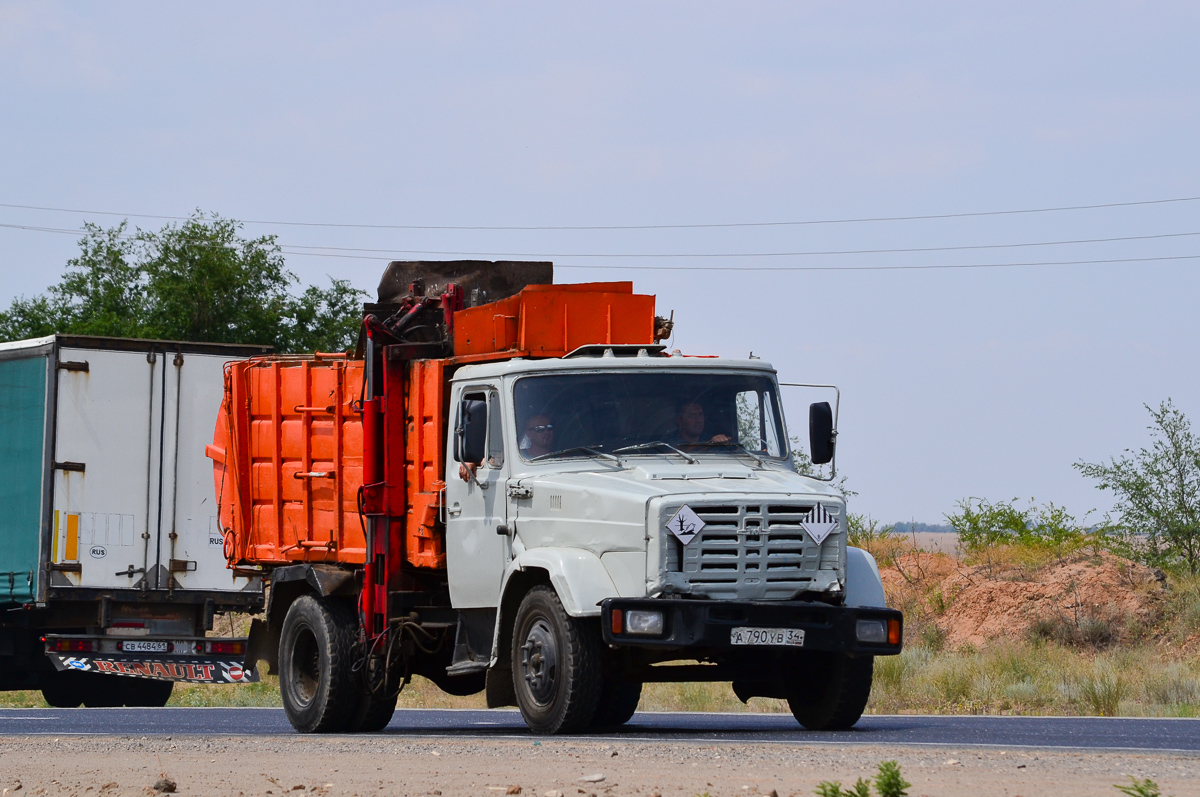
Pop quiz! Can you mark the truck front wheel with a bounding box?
[787,652,874,730]
[590,679,641,729]
[279,595,357,733]
[511,586,602,734]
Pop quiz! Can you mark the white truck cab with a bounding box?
[441,347,900,732]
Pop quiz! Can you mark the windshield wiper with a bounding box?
[529,446,624,465]
[611,441,698,465]
[684,440,766,467]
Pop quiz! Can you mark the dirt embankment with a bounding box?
[881,550,1166,650]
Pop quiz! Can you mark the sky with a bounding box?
[2,2,1199,524]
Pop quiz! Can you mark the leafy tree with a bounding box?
[1075,400,1200,574]
[0,214,365,353]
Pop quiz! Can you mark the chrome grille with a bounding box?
[664,502,841,601]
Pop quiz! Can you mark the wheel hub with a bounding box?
[520,618,558,705]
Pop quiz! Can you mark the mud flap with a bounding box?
[47,653,259,684]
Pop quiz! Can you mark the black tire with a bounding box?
[590,679,641,729]
[511,586,603,735]
[120,677,174,707]
[787,653,874,730]
[40,669,85,708]
[346,688,399,732]
[279,595,358,733]
[81,673,128,707]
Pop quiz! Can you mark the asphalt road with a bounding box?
[0,707,1197,752]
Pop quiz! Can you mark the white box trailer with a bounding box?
[0,335,271,707]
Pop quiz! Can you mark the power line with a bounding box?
[278,229,1200,259]
[1,193,1198,231]
[276,250,1200,272]
[5,219,1200,261]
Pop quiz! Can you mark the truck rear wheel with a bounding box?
[279,595,357,733]
[590,679,641,728]
[787,652,874,730]
[511,586,602,735]
[347,687,398,732]
[40,670,85,708]
[120,677,174,707]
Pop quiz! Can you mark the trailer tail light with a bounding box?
[610,609,623,635]
[887,618,902,646]
[47,638,95,653]
[207,641,246,655]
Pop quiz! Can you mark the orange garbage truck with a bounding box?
[210,260,902,734]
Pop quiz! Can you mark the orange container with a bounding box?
[209,356,367,565]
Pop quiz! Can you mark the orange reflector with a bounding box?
[887,618,901,646]
[611,609,623,635]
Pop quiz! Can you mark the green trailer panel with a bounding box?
[0,355,47,603]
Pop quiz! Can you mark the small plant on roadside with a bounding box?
[1114,776,1168,796]
[814,780,870,797]
[815,762,908,797]
[874,761,910,797]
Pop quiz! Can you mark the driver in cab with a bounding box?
[520,414,555,459]
[670,400,730,447]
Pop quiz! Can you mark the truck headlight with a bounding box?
[856,619,888,644]
[624,609,664,636]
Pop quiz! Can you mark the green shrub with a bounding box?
[815,783,869,797]
[874,761,910,797]
[946,497,1088,552]
[1114,776,1166,796]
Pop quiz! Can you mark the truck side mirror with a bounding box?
[809,401,836,465]
[455,397,487,464]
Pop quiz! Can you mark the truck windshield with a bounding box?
[513,371,788,461]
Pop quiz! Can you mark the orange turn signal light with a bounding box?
[611,609,623,635]
[887,618,902,646]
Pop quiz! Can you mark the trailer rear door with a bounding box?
[49,343,259,594]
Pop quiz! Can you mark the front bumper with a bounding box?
[600,598,903,655]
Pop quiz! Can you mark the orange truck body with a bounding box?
[207,281,656,574]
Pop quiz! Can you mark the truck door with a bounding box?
[444,385,509,608]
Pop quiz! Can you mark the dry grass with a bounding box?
[867,639,1200,717]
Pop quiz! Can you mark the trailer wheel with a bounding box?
[40,670,85,708]
[786,652,874,730]
[81,673,129,707]
[279,595,357,733]
[120,677,174,707]
[511,586,602,735]
[590,679,641,729]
